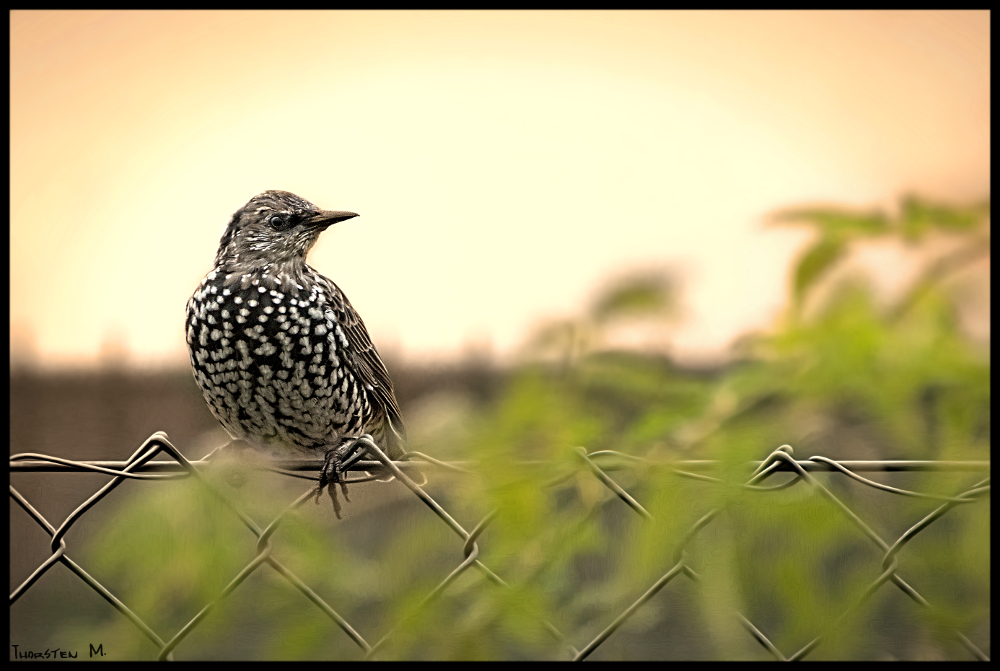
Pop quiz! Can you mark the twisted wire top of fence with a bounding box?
[9,455,991,473]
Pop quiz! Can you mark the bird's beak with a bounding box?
[307,210,359,229]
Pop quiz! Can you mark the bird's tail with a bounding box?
[382,413,407,459]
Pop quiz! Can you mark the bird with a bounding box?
[185,190,406,517]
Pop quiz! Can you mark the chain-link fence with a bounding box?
[10,432,990,660]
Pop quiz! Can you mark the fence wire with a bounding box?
[10,432,990,661]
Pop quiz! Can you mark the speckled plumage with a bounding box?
[186,191,406,479]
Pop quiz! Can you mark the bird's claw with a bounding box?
[315,437,370,519]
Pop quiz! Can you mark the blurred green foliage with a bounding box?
[71,196,988,660]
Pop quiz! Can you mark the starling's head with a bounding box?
[214,190,357,269]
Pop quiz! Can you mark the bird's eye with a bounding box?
[268,214,287,229]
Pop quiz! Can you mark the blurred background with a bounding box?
[10,10,989,661]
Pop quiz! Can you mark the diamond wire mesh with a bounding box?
[10,432,990,661]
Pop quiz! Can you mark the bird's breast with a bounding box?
[186,267,369,449]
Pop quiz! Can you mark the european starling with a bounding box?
[186,190,406,516]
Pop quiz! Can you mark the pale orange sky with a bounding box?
[10,10,990,369]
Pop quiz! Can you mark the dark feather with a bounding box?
[317,275,407,458]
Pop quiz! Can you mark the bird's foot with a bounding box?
[315,436,371,519]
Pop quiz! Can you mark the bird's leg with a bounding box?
[315,436,372,519]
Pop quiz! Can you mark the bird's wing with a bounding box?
[318,276,407,456]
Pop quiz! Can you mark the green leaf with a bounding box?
[900,195,988,241]
[792,236,847,305]
[590,273,677,324]
[772,206,889,238]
